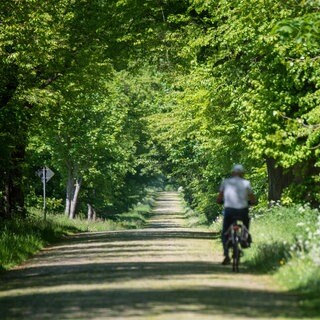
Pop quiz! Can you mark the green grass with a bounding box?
[275,257,320,313]
[240,204,320,315]
[0,192,156,271]
[0,217,77,271]
[179,194,210,227]
[184,207,209,227]
[208,203,320,314]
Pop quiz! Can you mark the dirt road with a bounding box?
[0,192,303,319]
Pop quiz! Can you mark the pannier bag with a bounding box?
[240,225,252,249]
[225,224,252,249]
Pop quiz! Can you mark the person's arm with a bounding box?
[248,192,257,206]
[217,180,225,204]
[217,191,224,204]
[247,181,257,205]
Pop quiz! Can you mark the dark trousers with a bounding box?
[222,207,250,257]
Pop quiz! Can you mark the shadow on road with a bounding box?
[62,228,219,243]
[0,193,311,319]
[0,227,308,319]
[0,284,303,319]
[2,260,230,290]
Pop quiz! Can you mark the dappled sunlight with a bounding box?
[0,284,302,319]
[0,193,305,319]
[0,285,301,319]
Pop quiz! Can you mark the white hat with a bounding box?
[232,164,245,173]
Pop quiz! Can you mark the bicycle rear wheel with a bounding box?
[232,242,240,272]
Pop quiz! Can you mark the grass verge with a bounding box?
[210,203,320,315]
[0,191,156,271]
[241,204,320,315]
[179,192,209,227]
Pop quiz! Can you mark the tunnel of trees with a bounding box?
[1,0,320,222]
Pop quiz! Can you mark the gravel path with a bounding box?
[0,192,303,319]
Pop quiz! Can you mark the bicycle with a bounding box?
[225,221,251,272]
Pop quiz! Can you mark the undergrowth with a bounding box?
[251,204,320,315]
[184,207,208,227]
[215,204,320,315]
[179,192,209,227]
[0,191,156,271]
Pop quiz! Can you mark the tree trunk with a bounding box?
[266,158,293,203]
[92,207,96,221]
[1,144,26,218]
[0,74,24,218]
[65,169,74,216]
[69,178,82,219]
[87,203,96,221]
[3,172,12,218]
[87,203,92,220]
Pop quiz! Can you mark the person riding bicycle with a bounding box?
[217,164,256,265]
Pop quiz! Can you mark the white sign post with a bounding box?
[37,167,54,220]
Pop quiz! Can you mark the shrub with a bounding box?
[0,190,157,271]
[238,203,320,314]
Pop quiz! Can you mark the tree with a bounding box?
[149,0,320,218]
[0,0,74,217]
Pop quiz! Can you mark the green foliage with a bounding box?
[210,203,320,313]
[0,215,78,271]
[180,193,209,227]
[27,68,153,214]
[184,207,209,227]
[276,258,320,313]
[3,0,319,220]
[148,0,320,220]
[239,204,320,313]
[25,191,64,213]
[0,191,156,270]
[245,204,318,268]
[0,0,173,217]
[1,1,320,313]
[1,0,320,260]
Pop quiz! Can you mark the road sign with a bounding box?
[37,167,54,183]
[36,167,55,221]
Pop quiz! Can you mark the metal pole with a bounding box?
[43,167,47,221]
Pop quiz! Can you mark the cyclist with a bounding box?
[217,164,256,265]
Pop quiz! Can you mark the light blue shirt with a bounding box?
[220,176,252,209]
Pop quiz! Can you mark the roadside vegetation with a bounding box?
[0,191,156,271]
[1,1,320,315]
[246,204,320,314]
[181,183,320,314]
[209,203,320,315]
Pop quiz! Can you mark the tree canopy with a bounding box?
[1,0,319,221]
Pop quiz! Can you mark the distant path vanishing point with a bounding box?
[0,192,301,319]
